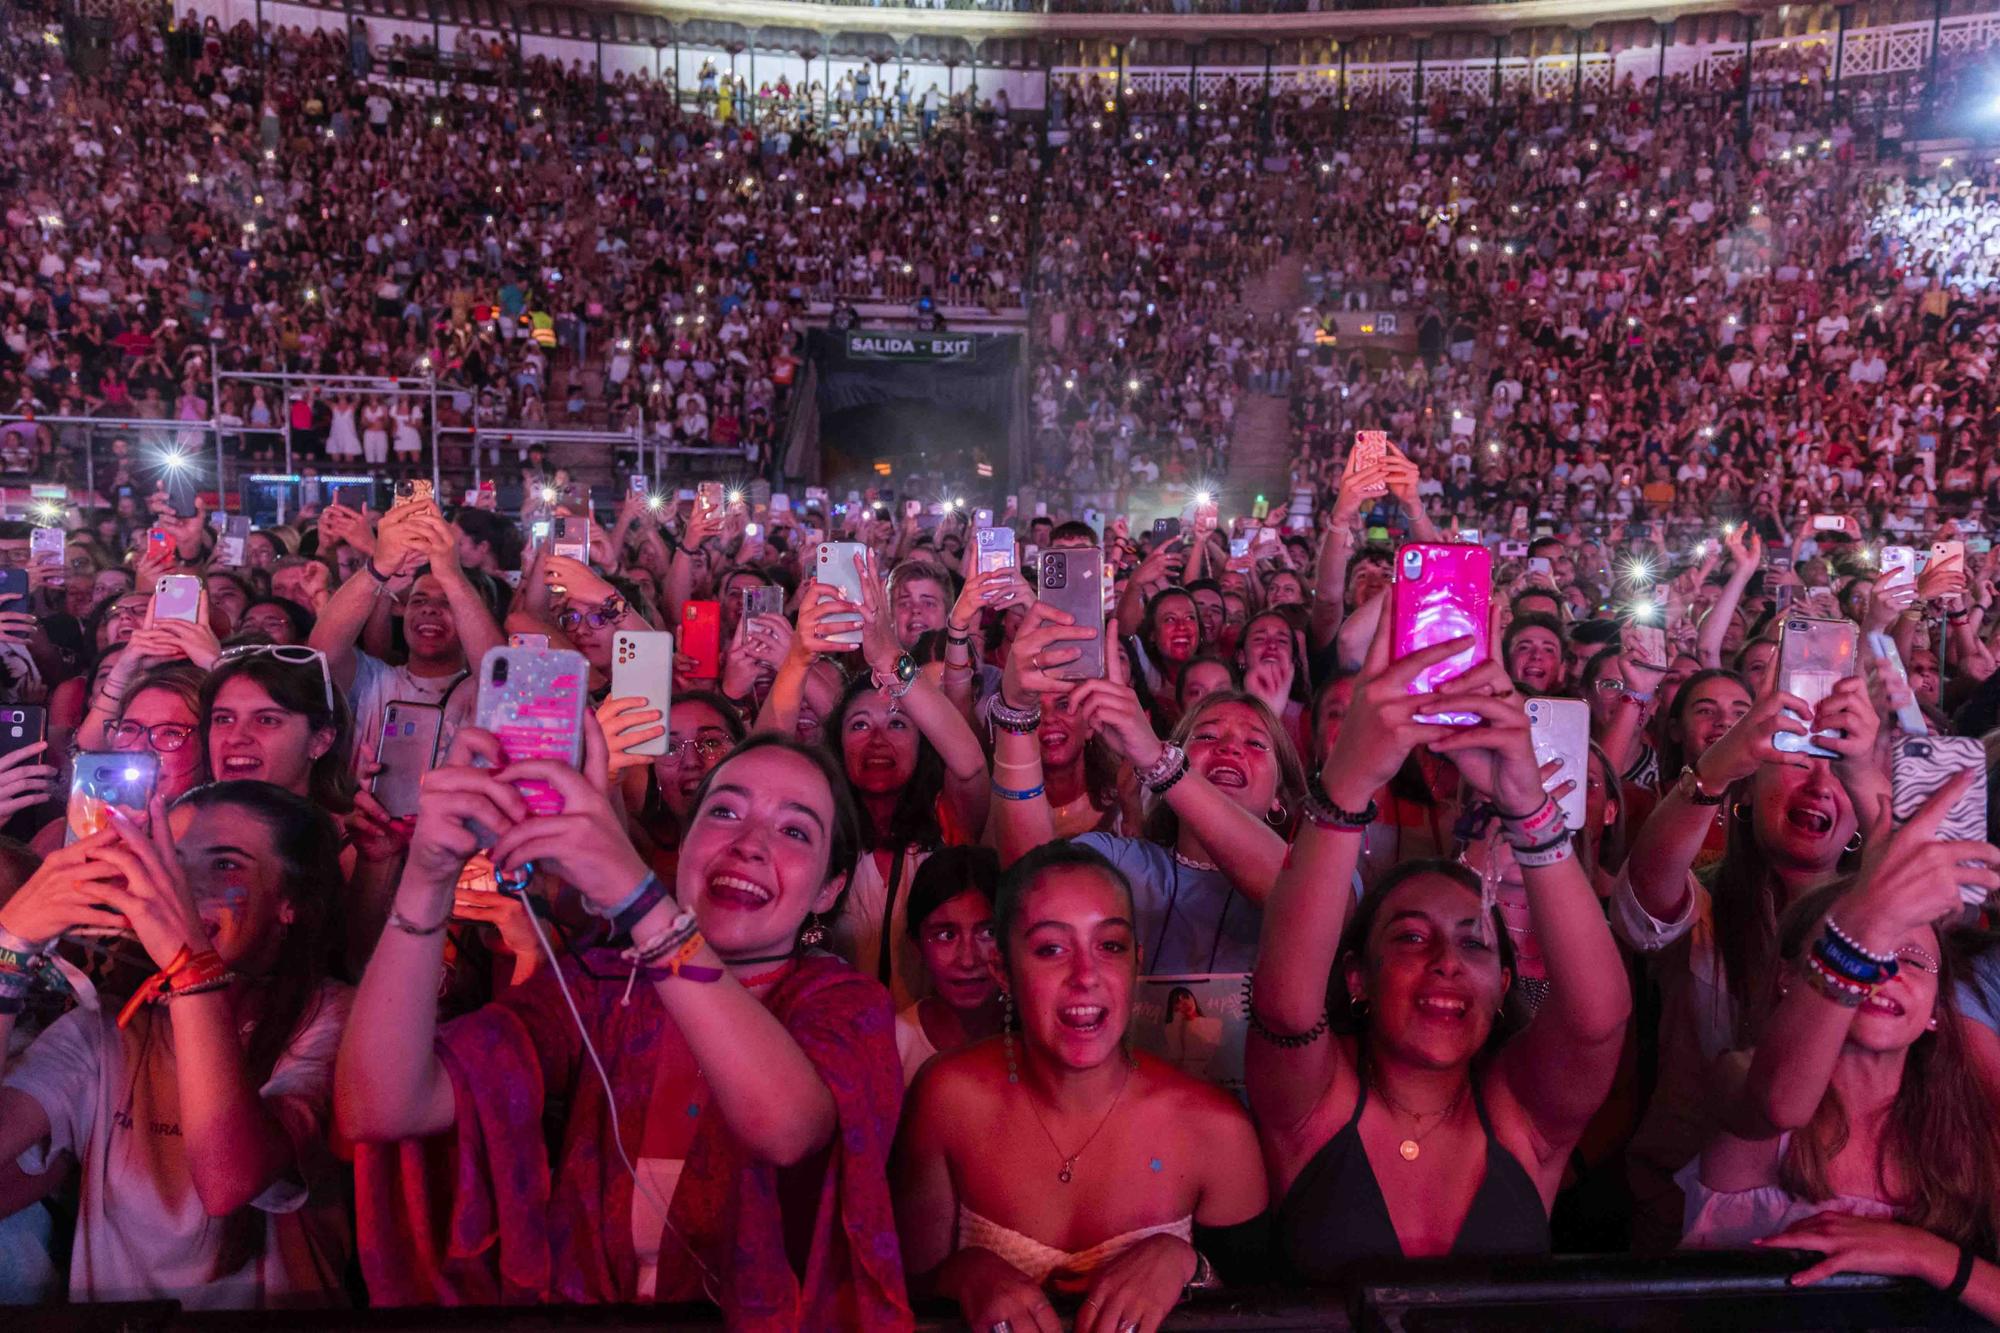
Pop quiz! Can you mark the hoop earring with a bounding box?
[1731,799,1752,823]
[1002,988,1019,1084]
[798,912,827,949]
[1267,798,1289,828]
[1349,994,1369,1019]
[1845,830,1864,855]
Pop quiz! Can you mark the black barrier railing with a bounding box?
[13,1252,1986,1332]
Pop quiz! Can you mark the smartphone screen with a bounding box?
[66,751,159,845]
[975,527,1017,574]
[742,585,785,620]
[1391,543,1492,726]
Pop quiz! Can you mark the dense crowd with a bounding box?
[0,2,1026,484]
[7,0,2000,1328]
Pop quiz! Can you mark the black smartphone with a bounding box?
[0,706,45,763]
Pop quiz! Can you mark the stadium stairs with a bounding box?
[1222,252,1305,515]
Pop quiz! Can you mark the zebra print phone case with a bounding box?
[1891,734,1990,906]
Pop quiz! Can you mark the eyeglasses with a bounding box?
[216,643,335,713]
[663,736,729,766]
[556,594,627,634]
[1591,678,1627,695]
[105,720,195,752]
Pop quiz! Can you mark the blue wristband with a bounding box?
[993,782,1045,802]
[610,875,671,942]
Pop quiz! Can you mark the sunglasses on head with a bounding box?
[216,643,336,713]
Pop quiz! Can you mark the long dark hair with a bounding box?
[1657,667,1749,782]
[197,653,356,813]
[1329,859,1525,1061]
[831,673,945,853]
[1777,886,2000,1255]
[1710,773,1860,1045]
[168,781,341,1278]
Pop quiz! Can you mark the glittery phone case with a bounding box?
[474,646,588,828]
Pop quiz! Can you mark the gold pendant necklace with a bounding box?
[1374,1075,1470,1163]
[1022,1059,1133,1184]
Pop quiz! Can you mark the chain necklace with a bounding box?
[1373,1073,1470,1163]
[1021,1059,1133,1183]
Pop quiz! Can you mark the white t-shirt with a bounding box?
[5,983,353,1308]
[347,651,472,773]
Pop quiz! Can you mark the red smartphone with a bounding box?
[1391,542,1492,726]
[681,600,722,679]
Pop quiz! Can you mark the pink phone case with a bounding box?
[1391,543,1492,726]
[475,647,588,820]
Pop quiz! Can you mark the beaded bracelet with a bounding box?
[626,915,699,966]
[163,973,236,1000]
[989,697,1043,735]
[1242,974,1331,1048]
[993,782,1045,802]
[1812,929,1896,987]
[1138,744,1189,794]
[1800,954,1870,1007]
[1302,790,1377,830]
[1824,916,1898,968]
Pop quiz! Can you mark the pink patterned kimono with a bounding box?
[353,951,913,1331]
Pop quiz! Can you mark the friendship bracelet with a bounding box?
[626,911,700,965]
[1800,954,1871,1007]
[1823,916,1898,968]
[1811,931,1896,987]
[0,945,45,973]
[989,696,1043,734]
[993,782,1046,802]
[1505,827,1573,858]
[1494,793,1553,822]
[607,875,672,941]
[1500,797,1564,843]
[1139,744,1190,795]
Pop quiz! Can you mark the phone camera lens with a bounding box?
[492,656,510,685]
[1403,550,1423,578]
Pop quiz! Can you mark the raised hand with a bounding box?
[1000,602,1099,708]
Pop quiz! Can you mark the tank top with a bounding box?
[1278,1078,1549,1279]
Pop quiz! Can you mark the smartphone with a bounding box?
[214,515,250,568]
[973,508,993,528]
[629,473,649,497]
[697,481,724,514]
[742,584,785,620]
[1812,514,1847,533]
[1931,539,1966,574]
[1866,631,1927,735]
[0,569,24,612]
[478,479,496,505]
[154,573,202,623]
[507,632,550,650]
[333,484,369,513]
[814,541,869,646]
[372,701,444,819]
[1154,516,1183,540]
[1229,536,1251,561]
[1880,545,1919,591]
[1349,430,1391,496]
[805,486,829,506]
[1767,548,1793,579]
[0,706,46,766]
[770,492,791,514]
[393,479,435,508]
[29,526,63,583]
[65,750,158,846]
[1498,540,1528,559]
[1460,528,1483,545]
[1625,621,1668,672]
[680,601,722,679]
[1773,616,1858,760]
[1527,556,1553,579]
[1391,543,1492,727]
[1526,697,1590,833]
[473,645,588,827]
[611,630,674,757]
[552,515,588,564]
[975,526,1017,575]
[1037,549,1105,680]
[904,499,923,519]
[1891,734,1989,904]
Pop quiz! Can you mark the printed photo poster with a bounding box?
[1129,973,1250,1093]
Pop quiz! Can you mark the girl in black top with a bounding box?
[1246,618,1631,1273]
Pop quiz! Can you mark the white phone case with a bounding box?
[611,631,675,758]
[1526,697,1590,834]
[815,542,868,646]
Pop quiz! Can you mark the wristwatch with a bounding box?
[1676,762,1727,806]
